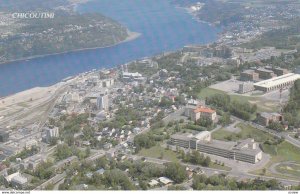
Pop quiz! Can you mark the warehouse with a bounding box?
[254,73,300,92]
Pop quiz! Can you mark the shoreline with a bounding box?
[0,1,219,98]
[0,31,141,66]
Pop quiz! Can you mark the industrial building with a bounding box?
[254,73,300,92]
[170,131,263,164]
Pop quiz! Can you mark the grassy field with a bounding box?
[198,88,226,99]
[138,145,180,163]
[274,142,300,163]
[276,163,300,177]
[213,124,300,162]
[198,88,279,112]
[212,123,276,143]
[253,141,300,179]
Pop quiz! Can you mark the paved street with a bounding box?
[129,155,300,186]
[231,116,300,149]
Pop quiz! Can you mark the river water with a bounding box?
[0,0,220,96]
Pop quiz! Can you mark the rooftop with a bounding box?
[12,175,28,184]
[194,131,211,140]
[236,148,262,156]
[256,68,274,73]
[171,134,192,141]
[158,177,173,185]
[123,72,142,77]
[202,139,236,150]
[194,107,216,114]
[254,73,300,88]
[260,112,282,118]
[242,69,256,74]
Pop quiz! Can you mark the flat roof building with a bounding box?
[257,112,283,126]
[239,82,254,94]
[266,67,290,76]
[5,172,28,189]
[255,68,277,80]
[122,72,144,81]
[170,131,263,164]
[240,70,259,82]
[254,73,300,92]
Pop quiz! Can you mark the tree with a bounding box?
[139,180,148,190]
[174,123,181,132]
[196,117,213,128]
[34,161,54,180]
[192,151,204,165]
[192,174,208,190]
[219,112,231,126]
[203,156,211,167]
[49,137,58,146]
[164,162,187,183]
[159,97,173,108]
[262,168,267,175]
[268,122,285,132]
[55,144,73,160]
[159,151,164,159]
[103,169,135,190]
[134,133,156,152]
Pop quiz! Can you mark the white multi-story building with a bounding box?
[170,131,263,164]
[254,73,300,92]
[97,94,109,111]
[45,127,59,143]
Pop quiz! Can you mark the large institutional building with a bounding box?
[184,102,217,123]
[254,73,300,92]
[97,94,109,111]
[170,131,263,164]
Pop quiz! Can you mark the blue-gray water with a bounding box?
[0,0,220,96]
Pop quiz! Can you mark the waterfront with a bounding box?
[0,0,220,96]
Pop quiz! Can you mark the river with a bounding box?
[0,0,220,96]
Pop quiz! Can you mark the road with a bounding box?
[282,133,300,148]
[34,172,67,190]
[231,116,300,149]
[129,155,300,186]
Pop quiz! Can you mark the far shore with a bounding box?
[0,31,141,66]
